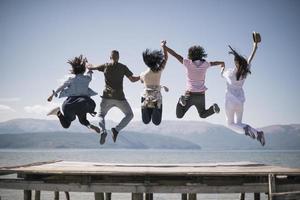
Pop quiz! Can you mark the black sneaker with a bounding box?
[244,125,255,139]
[111,128,119,143]
[89,124,101,134]
[178,95,186,106]
[99,130,107,145]
[257,131,266,146]
[213,104,220,113]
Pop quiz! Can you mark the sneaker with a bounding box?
[111,128,119,143]
[99,130,107,145]
[213,104,220,113]
[244,125,255,139]
[47,107,60,116]
[89,124,101,134]
[257,131,266,146]
[179,96,186,106]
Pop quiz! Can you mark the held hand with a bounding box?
[220,62,225,68]
[47,95,53,102]
[160,40,167,47]
[86,63,94,70]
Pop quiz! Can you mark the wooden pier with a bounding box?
[0,161,300,200]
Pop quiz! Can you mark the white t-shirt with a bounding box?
[222,65,251,103]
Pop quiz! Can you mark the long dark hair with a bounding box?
[188,45,207,62]
[142,49,165,72]
[67,55,88,75]
[228,45,251,80]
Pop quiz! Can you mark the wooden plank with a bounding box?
[24,190,32,200]
[35,190,41,200]
[1,161,300,177]
[1,178,299,193]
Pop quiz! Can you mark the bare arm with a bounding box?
[128,75,140,82]
[164,45,183,64]
[247,42,258,65]
[210,61,225,68]
[159,40,168,69]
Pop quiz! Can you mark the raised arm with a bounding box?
[164,43,183,64]
[247,42,258,65]
[158,40,168,69]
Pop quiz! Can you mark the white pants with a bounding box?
[225,99,259,135]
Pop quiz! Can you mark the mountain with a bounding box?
[0,119,299,150]
[0,131,200,149]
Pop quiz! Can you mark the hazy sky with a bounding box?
[0,0,299,127]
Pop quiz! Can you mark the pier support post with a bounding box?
[132,193,143,200]
[239,193,245,200]
[35,190,41,200]
[189,193,197,200]
[54,191,59,200]
[268,174,276,200]
[145,193,153,200]
[105,192,112,200]
[24,190,32,200]
[254,193,260,200]
[181,193,188,200]
[95,193,104,200]
[65,192,70,200]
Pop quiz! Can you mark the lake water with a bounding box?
[1,149,300,200]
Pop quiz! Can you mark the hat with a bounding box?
[252,32,261,43]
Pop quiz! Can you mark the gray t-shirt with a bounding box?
[97,62,133,100]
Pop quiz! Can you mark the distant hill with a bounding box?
[0,119,299,150]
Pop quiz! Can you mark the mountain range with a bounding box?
[0,119,299,150]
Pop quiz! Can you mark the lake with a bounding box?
[1,149,300,200]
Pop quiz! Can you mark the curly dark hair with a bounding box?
[67,55,88,75]
[142,49,165,72]
[228,45,251,80]
[188,45,207,61]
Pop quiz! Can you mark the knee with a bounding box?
[127,112,134,120]
[62,123,71,129]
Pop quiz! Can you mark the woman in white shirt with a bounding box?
[140,41,168,125]
[221,33,265,146]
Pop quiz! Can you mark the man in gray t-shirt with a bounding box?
[88,50,140,145]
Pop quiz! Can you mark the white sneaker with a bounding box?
[47,107,60,116]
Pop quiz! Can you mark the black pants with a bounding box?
[141,97,162,126]
[58,96,96,128]
[176,92,215,119]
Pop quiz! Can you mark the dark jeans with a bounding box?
[59,96,96,128]
[141,97,162,126]
[176,92,215,119]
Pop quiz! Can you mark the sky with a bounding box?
[0,0,299,127]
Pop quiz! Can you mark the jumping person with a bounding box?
[163,42,224,119]
[221,32,265,146]
[47,55,100,134]
[87,50,140,144]
[140,40,168,125]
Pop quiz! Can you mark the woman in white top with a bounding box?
[221,33,265,146]
[140,41,168,125]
